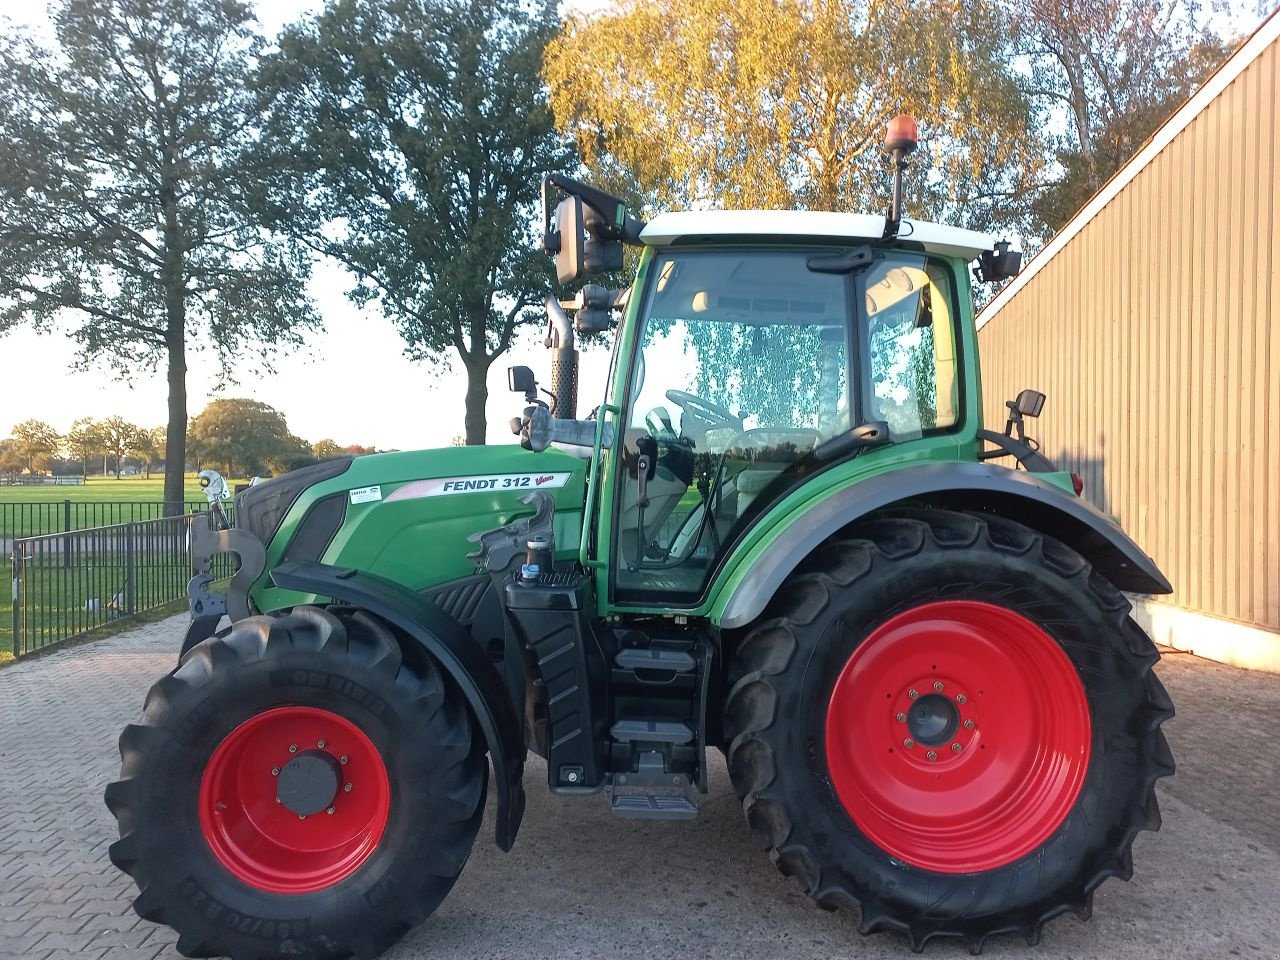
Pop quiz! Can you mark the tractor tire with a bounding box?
[723,508,1174,953]
[105,605,486,960]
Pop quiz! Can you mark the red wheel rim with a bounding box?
[825,601,1091,874]
[198,706,391,894]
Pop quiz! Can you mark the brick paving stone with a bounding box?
[25,915,91,936]
[98,948,164,960]
[84,927,154,950]
[0,613,1277,960]
[0,932,47,957]
[31,929,102,952]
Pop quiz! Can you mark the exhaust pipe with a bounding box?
[544,295,578,419]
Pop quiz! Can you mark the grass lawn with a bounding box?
[0,474,243,541]
[0,474,217,504]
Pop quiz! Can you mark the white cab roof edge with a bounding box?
[639,210,996,260]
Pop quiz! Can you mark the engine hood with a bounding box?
[248,444,588,613]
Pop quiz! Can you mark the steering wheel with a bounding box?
[665,390,742,429]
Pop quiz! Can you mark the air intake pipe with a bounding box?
[544,295,577,419]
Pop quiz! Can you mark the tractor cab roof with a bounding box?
[639,210,995,260]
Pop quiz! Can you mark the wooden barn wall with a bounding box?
[977,40,1280,633]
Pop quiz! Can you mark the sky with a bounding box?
[0,0,612,451]
[0,0,1263,450]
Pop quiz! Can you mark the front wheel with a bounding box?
[105,606,486,960]
[724,509,1174,952]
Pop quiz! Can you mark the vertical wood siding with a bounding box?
[977,40,1280,633]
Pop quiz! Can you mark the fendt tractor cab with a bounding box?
[106,116,1174,960]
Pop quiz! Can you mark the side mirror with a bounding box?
[543,196,584,285]
[508,365,538,402]
[976,240,1022,283]
[1014,388,1045,418]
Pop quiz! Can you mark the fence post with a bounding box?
[63,499,72,568]
[124,523,136,616]
[11,542,21,658]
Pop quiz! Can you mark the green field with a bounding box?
[0,475,216,504]
[0,475,243,541]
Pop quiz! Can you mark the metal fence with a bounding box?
[8,514,235,658]
[0,499,231,551]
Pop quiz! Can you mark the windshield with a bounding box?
[614,246,959,601]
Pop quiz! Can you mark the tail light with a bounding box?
[1070,472,1084,496]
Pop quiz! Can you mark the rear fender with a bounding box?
[269,560,526,851]
[714,461,1171,629]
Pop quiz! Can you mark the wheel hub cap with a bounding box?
[825,601,1092,875]
[277,750,342,816]
[906,693,957,746]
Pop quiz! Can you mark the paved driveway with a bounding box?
[0,616,1277,960]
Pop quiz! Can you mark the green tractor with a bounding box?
[106,117,1174,959]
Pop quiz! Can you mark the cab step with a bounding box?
[610,793,698,820]
[610,719,695,744]
[608,749,699,820]
[614,647,696,676]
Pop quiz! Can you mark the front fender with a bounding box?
[269,560,526,852]
[714,461,1171,629]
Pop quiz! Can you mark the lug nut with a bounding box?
[317,739,326,749]
[271,767,280,776]
[951,742,962,753]
[926,750,938,761]
[963,719,975,730]
[895,712,907,723]
[288,744,298,754]
[343,783,352,792]
[298,814,306,820]
[275,797,282,804]
[326,807,335,815]
[956,694,967,704]
[339,755,349,765]
[908,688,919,700]
[903,738,915,748]
[933,681,944,692]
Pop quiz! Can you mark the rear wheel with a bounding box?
[723,509,1174,952]
[105,606,486,960]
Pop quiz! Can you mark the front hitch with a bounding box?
[181,512,267,656]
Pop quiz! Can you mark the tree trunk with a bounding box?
[463,360,489,445]
[162,332,188,513]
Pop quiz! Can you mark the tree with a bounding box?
[126,424,157,478]
[1011,0,1231,232]
[258,0,573,444]
[0,438,22,481]
[148,425,167,474]
[188,398,299,478]
[311,438,342,459]
[545,0,1044,230]
[0,0,319,510]
[66,417,105,477]
[10,419,61,475]
[96,415,143,479]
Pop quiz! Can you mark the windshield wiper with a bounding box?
[811,420,892,461]
[807,245,877,273]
